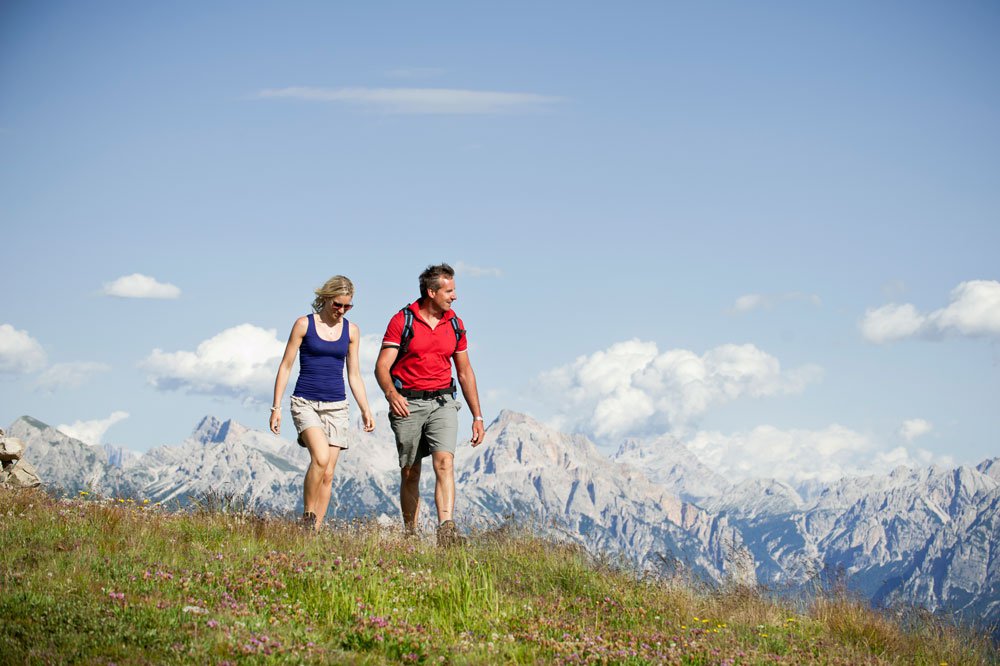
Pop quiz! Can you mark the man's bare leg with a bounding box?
[400,462,422,533]
[431,451,455,524]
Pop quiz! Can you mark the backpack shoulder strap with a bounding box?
[450,316,466,345]
[398,307,415,356]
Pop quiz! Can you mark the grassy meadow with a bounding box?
[1,487,996,665]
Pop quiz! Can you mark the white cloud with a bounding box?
[34,361,111,392]
[0,324,47,374]
[103,273,181,299]
[899,418,933,442]
[928,280,1000,336]
[732,292,821,313]
[258,86,563,115]
[686,425,952,485]
[537,339,822,440]
[454,261,502,278]
[141,324,284,403]
[860,280,1000,343]
[859,303,927,343]
[57,411,129,446]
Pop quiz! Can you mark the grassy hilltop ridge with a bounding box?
[1,487,995,665]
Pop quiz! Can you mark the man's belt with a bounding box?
[397,380,455,400]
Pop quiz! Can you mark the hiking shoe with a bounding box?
[437,520,465,547]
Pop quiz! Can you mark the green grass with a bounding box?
[1,487,995,665]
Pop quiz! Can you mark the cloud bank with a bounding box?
[258,86,562,115]
[686,424,952,485]
[57,411,129,446]
[537,339,822,440]
[861,279,1000,343]
[0,324,47,374]
[142,324,284,403]
[103,274,181,299]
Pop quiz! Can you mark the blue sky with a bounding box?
[2,1,998,484]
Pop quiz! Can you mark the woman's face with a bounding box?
[324,295,353,320]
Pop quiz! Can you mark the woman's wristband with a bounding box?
[270,406,280,412]
[473,416,484,422]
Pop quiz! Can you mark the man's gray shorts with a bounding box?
[389,395,460,468]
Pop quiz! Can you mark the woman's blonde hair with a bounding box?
[312,275,354,313]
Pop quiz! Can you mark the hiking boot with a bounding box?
[437,520,465,547]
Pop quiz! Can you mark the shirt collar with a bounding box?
[409,299,455,322]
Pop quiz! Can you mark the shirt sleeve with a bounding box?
[382,311,404,347]
[454,316,469,353]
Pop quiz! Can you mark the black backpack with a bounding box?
[397,306,465,357]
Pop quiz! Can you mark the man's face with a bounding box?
[429,277,457,311]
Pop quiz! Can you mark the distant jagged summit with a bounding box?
[976,457,1000,481]
[191,416,246,444]
[612,434,731,504]
[19,415,51,431]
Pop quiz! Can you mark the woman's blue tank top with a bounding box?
[292,314,349,402]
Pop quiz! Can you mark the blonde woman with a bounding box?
[270,275,375,530]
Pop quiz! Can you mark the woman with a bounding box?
[270,275,375,530]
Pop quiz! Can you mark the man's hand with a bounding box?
[470,419,485,446]
[386,391,410,417]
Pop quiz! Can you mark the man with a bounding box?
[375,263,485,545]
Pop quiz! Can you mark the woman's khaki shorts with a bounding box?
[290,396,349,449]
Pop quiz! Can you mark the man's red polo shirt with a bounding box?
[382,300,468,391]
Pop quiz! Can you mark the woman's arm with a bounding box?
[269,316,308,435]
[347,322,375,432]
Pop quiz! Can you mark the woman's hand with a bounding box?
[269,409,281,435]
[361,411,375,432]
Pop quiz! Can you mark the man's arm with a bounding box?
[454,351,484,446]
[375,345,410,417]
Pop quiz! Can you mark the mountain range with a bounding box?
[8,411,998,637]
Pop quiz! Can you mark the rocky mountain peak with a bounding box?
[19,415,52,431]
[977,457,1000,481]
[10,415,77,447]
[949,464,997,500]
[490,409,538,429]
[611,433,731,504]
[190,416,248,445]
[614,437,646,458]
[703,477,803,517]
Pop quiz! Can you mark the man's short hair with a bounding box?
[419,263,455,299]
